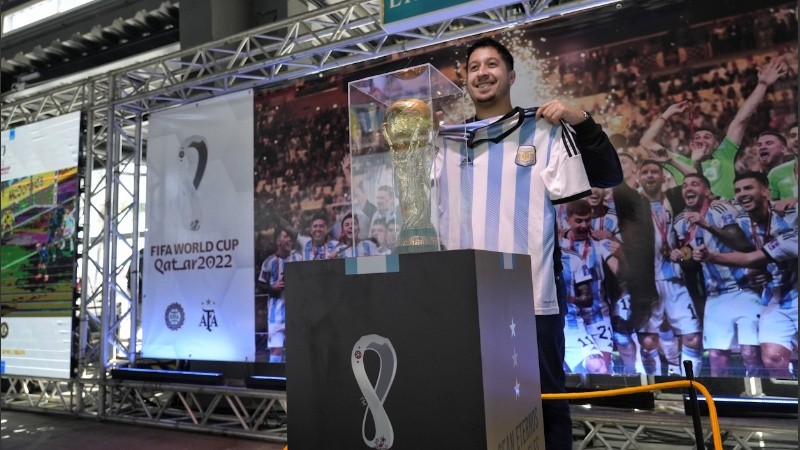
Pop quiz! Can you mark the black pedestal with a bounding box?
[285,249,544,449]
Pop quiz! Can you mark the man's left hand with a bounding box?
[536,99,588,126]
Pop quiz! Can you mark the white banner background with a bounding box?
[143,90,255,361]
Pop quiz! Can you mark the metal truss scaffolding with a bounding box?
[2,0,795,447]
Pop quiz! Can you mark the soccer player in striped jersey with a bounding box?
[331,213,379,258]
[717,172,797,377]
[587,187,622,243]
[436,37,622,450]
[297,212,339,260]
[672,173,763,376]
[561,249,607,374]
[258,228,303,362]
[559,199,621,372]
[637,160,703,376]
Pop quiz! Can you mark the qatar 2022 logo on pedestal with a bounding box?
[351,334,397,449]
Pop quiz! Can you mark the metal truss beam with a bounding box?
[1,0,620,127]
[105,381,287,442]
[571,407,799,449]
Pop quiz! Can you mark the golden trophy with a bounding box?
[348,64,464,254]
[381,98,438,253]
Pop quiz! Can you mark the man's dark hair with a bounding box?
[466,37,514,71]
[786,121,798,131]
[758,129,788,146]
[734,171,769,187]
[566,199,592,217]
[693,127,720,142]
[275,227,297,243]
[683,173,711,188]
[639,159,664,171]
[310,211,328,224]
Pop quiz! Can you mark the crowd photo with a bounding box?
[250,0,798,377]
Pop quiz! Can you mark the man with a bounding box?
[586,187,622,243]
[756,130,790,174]
[561,249,608,375]
[671,173,762,376]
[437,37,621,450]
[561,200,623,373]
[640,59,787,199]
[298,212,339,260]
[709,172,797,377]
[258,229,303,362]
[636,160,703,376]
[369,218,390,253]
[332,213,379,257]
[767,125,798,202]
[370,185,396,230]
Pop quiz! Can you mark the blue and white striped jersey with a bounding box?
[258,251,303,299]
[559,236,614,325]
[297,235,340,260]
[738,207,798,307]
[561,248,593,329]
[673,203,746,295]
[333,239,380,258]
[436,107,592,314]
[649,199,681,281]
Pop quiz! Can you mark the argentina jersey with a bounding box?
[738,207,798,306]
[258,251,303,299]
[673,203,746,295]
[650,199,680,281]
[436,107,592,315]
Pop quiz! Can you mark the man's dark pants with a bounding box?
[535,272,571,450]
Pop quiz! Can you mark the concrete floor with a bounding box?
[1,410,286,450]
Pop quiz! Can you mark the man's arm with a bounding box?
[536,100,622,188]
[640,101,691,152]
[694,231,797,267]
[724,58,786,146]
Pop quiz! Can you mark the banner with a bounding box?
[0,111,81,379]
[143,90,255,361]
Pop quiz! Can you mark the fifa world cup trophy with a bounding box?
[381,98,439,253]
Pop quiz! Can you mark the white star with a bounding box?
[512,348,518,367]
[510,318,516,338]
[514,378,520,398]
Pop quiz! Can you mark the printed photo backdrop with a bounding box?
[248,0,798,378]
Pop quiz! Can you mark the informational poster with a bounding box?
[0,111,81,378]
[143,90,255,361]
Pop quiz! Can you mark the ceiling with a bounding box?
[1,0,180,94]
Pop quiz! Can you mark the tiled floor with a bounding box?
[1,410,286,450]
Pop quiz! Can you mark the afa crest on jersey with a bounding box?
[515,145,536,166]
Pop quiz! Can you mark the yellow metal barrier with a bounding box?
[542,380,722,450]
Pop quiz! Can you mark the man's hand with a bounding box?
[683,211,708,229]
[663,101,692,119]
[758,58,788,87]
[536,100,587,126]
[271,279,285,292]
[341,154,351,185]
[772,198,797,216]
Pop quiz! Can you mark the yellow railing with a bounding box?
[542,380,722,450]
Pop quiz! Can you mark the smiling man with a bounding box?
[727,172,798,377]
[672,173,762,376]
[436,37,622,450]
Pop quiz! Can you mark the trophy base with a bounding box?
[395,227,439,254]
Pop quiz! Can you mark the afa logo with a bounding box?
[164,303,186,330]
[199,299,218,332]
[0,321,8,338]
